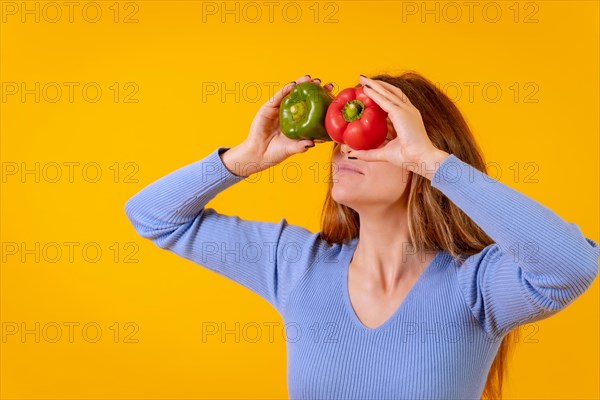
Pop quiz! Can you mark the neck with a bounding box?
[351,201,436,292]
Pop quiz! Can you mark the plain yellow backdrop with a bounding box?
[1,1,598,399]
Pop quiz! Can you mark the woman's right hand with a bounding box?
[223,75,333,177]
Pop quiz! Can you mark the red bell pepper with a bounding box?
[325,85,388,150]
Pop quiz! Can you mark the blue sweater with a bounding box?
[124,147,600,399]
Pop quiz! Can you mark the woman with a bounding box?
[124,72,600,399]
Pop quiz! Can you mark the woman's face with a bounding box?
[330,120,412,210]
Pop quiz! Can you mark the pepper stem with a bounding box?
[342,100,365,122]
[289,102,307,122]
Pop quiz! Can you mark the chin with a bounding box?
[331,187,360,207]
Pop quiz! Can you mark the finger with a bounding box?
[323,82,335,92]
[377,80,412,106]
[362,85,400,114]
[358,76,399,107]
[359,76,411,107]
[350,147,386,162]
[299,139,315,152]
[265,75,313,108]
[285,138,315,155]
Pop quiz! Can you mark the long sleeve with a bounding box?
[124,147,332,314]
[431,154,600,338]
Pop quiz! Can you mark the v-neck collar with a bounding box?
[342,237,443,332]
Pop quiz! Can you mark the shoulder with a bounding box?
[274,219,350,312]
[278,222,353,282]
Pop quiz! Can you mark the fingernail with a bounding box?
[288,81,297,86]
[313,78,321,83]
[360,74,366,78]
[305,144,315,148]
[364,84,372,89]
[305,74,311,78]
[325,82,334,89]
[348,156,357,160]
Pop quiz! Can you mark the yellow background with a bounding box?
[1,0,598,398]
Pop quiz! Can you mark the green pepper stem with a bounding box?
[289,102,307,122]
[342,100,365,122]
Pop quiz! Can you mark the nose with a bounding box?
[339,142,353,156]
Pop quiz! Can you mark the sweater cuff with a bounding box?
[207,146,249,186]
[430,153,487,189]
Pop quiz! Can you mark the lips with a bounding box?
[337,162,364,175]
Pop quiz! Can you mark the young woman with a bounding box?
[125,72,600,399]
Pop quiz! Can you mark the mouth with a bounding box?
[336,163,364,175]
[338,168,363,175]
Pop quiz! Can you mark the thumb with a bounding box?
[297,139,315,153]
[350,148,384,162]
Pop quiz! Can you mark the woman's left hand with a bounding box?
[349,76,450,179]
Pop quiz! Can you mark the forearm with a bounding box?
[125,147,246,234]
[429,152,599,277]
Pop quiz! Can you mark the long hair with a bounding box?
[319,71,518,399]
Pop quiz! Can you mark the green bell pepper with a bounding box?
[279,82,334,142]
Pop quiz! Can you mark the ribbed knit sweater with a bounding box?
[124,146,600,399]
